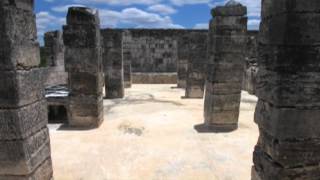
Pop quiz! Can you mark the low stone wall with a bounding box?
[132,73,177,84]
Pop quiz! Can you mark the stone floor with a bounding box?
[49,84,258,180]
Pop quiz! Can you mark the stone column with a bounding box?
[44,30,68,86]
[242,31,258,95]
[184,32,207,98]
[177,33,189,88]
[101,29,125,99]
[123,30,132,88]
[0,0,53,179]
[204,1,247,131]
[252,0,320,179]
[63,7,104,127]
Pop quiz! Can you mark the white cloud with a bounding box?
[147,4,177,15]
[193,23,208,29]
[52,4,86,13]
[171,0,211,6]
[36,11,65,39]
[99,7,184,29]
[73,0,161,6]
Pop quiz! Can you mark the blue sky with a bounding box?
[35,0,261,44]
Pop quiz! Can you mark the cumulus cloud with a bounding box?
[73,0,161,6]
[147,4,177,15]
[36,11,65,38]
[171,0,211,6]
[52,4,85,13]
[99,7,184,29]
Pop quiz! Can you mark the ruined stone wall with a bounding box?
[63,7,104,127]
[0,0,53,179]
[243,30,258,94]
[43,30,68,86]
[101,29,125,99]
[123,30,133,88]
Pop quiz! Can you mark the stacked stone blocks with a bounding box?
[204,1,247,131]
[184,32,208,98]
[44,30,68,86]
[123,30,132,88]
[0,0,53,179]
[101,29,125,99]
[252,0,320,179]
[63,7,104,127]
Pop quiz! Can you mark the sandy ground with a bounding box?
[49,84,258,180]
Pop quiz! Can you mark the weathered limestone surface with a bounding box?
[63,7,104,127]
[177,35,189,88]
[0,0,53,179]
[101,29,125,99]
[132,73,177,84]
[184,32,208,98]
[123,30,132,88]
[204,1,247,131]
[252,0,320,179]
[243,31,258,95]
[43,30,68,86]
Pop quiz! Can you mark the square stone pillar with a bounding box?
[43,30,68,86]
[123,30,132,88]
[204,1,247,131]
[252,0,320,179]
[0,0,53,179]
[184,32,208,98]
[177,34,189,88]
[63,7,104,127]
[101,29,125,99]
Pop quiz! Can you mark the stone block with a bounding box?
[253,146,320,180]
[0,128,51,176]
[0,69,45,108]
[63,24,100,48]
[0,158,53,180]
[257,129,320,168]
[211,4,247,17]
[69,95,104,127]
[212,16,247,31]
[262,0,320,19]
[204,93,241,112]
[256,69,320,107]
[0,0,34,12]
[255,100,320,140]
[204,109,240,130]
[205,81,242,95]
[69,72,104,95]
[213,35,247,53]
[260,13,320,45]
[258,44,320,72]
[0,100,48,140]
[66,7,99,26]
[65,47,102,73]
[207,63,244,83]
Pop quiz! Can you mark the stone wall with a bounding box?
[123,30,133,88]
[43,30,68,86]
[63,7,104,127]
[0,0,53,179]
